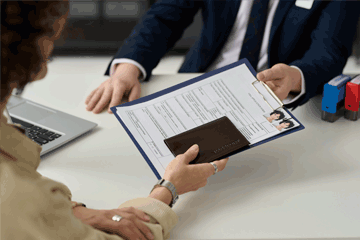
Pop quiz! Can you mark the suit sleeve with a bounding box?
[288,0,359,108]
[104,0,202,81]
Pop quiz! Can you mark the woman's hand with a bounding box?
[73,206,154,240]
[163,144,229,195]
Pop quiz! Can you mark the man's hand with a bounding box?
[85,63,142,114]
[257,64,302,101]
[73,206,154,240]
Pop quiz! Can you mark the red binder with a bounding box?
[345,75,360,120]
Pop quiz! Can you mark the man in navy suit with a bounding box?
[85,0,359,114]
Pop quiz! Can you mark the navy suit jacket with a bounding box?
[106,0,359,108]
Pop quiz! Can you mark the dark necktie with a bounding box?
[239,0,270,69]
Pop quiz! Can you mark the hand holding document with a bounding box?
[111,59,304,179]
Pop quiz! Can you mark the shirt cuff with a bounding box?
[110,58,147,82]
[282,65,306,105]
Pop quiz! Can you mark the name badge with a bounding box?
[295,0,314,10]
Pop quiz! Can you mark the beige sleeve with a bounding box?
[118,198,179,240]
[0,161,178,240]
[0,162,121,240]
[41,175,73,201]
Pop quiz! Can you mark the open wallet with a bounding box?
[164,116,250,164]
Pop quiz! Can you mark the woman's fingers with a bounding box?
[179,144,199,164]
[123,219,148,240]
[107,218,146,240]
[110,209,154,240]
[119,207,150,222]
[133,218,154,240]
[192,156,229,179]
[211,157,229,172]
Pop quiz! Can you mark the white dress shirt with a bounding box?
[110,0,305,105]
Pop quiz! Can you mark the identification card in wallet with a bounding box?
[164,116,250,164]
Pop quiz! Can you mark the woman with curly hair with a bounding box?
[0,1,228,239]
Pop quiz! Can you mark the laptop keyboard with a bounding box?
[10,117,62,146]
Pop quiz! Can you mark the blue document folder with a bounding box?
[111,59,305,179]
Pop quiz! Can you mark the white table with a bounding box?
[22,57,360,240]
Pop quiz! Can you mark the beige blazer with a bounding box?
[0,113,178,240]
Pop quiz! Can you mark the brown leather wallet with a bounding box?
[164,116,250,164]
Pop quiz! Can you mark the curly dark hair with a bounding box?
[279,119,295,129]
[1,1,69,102]
[270,110,285,120]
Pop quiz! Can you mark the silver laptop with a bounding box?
[6,95,97,156]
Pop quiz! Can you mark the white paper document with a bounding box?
[116,63,300,177]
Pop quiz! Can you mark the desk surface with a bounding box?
[22,57,360,240]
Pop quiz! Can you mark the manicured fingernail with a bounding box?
[147,233,154,240]
[144,215,150,221]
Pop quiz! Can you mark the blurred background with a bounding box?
[53,0,360,74]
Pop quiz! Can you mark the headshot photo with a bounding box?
[276,119,295,131]
[265,110,285,123]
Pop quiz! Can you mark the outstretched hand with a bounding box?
[257,63,302,101]
[85,63,142,114]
